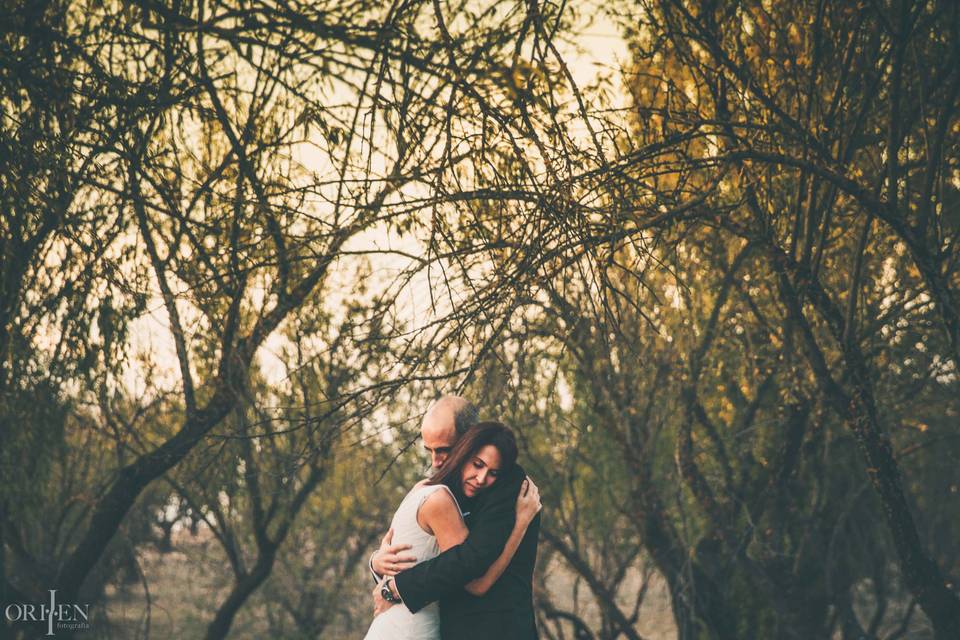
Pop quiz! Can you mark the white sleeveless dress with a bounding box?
[363,483,460,640]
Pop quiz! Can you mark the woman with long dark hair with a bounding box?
[364,422,541,640]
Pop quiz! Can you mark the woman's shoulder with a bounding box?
[418,484,460,515]
[401,478,437,501]
[416,484,464,535]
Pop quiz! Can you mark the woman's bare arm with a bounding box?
[419,479,541,597]
[463,477,540,596]
[417,487,469,550]
[463,519,528,595]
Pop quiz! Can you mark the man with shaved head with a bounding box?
[370,395,541,639]
[420,396,479,469]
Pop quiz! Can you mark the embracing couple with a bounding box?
[364,396,542,640]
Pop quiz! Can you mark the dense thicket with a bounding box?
[0,0,561,636]
[440,1,960,638]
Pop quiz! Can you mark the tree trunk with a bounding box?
[771,248,960,639]
[539,528,644,640]
[55,383,238,602]
[204,545,279,640]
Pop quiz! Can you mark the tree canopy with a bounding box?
[2,0,958,638]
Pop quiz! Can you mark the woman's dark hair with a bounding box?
[427,421,517,495]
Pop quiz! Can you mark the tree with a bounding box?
[615,0,960,635]
[2,0,567,635]
[449,1,960,637]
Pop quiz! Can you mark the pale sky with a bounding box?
[124,6,629,397]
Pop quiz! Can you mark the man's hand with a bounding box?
[371,528,417,576]
[372,577,396,617]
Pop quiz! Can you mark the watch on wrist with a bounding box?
[381,578,401,604]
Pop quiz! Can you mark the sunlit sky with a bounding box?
[124,7,629,398]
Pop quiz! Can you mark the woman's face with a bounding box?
[460,444,502,498]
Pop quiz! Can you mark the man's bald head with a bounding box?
[421,395,479,469]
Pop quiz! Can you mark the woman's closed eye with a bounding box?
[473,460,498,477]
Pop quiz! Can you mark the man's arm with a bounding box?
[369,529,416,583]
[393,465,525,613]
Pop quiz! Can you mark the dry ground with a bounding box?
[97,528,677,639]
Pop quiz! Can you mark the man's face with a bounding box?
[421,410,457,469]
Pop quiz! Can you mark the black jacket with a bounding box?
[394,463,540,640]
